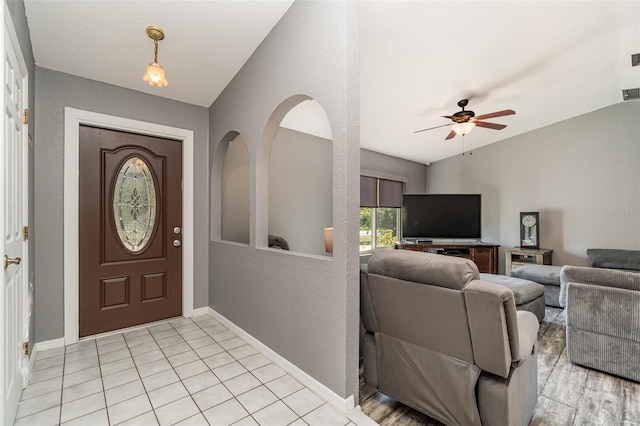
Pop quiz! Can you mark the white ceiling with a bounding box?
[24,0,294,108]
[24,1,640,164]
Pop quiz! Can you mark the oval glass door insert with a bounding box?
[113,156,157,252]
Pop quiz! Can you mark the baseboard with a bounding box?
[207,307,356,415]
[190,306,210,317]
[348,406,379,426]
[34,337,65,352]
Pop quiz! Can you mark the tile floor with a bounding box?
[15,314,367,426]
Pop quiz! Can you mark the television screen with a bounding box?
[402,194,481,239]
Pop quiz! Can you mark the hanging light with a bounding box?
[452,122,475,136]
[142,26,169,87]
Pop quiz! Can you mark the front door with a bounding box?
[79,126,182,337]
[2,11,29,426]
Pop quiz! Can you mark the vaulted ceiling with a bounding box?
[24,1,640,163]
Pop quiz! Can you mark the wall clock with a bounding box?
[520,212,539,249]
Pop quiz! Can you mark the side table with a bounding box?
[504,247,553,275]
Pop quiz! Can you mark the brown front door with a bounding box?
[79,125,182,337]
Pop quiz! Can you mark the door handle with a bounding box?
[4,255,21,270]
[173,240,181,247]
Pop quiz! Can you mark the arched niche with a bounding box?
[218,132,250,244]
[265,98,334,256]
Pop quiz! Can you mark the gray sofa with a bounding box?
[559,249,640,382]
[361,250,539,425]
[510,248,640,308]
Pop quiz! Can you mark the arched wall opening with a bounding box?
[260,97,334,256]
[221,134,250,244]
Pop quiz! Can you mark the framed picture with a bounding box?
[520,212,539,249]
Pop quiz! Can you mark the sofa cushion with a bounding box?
[367,250,480,290]
[479,273,544,305]
[587,248,640,271]
[509,264,562,286]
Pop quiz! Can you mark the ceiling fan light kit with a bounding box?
[143,26,169,87]
[415,99,515,140]
[452,122,475,136]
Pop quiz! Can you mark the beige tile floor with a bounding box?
[14,314,367,426]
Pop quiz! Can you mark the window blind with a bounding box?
[378,178,403,208]
[360,176,403,208]
[360,176,378,208]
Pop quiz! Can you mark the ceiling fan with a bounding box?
[415,99,515,140]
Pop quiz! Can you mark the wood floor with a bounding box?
[359,307,640,425]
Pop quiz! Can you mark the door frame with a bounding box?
[64,108,194,345]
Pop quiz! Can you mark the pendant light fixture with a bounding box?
[142,26,169,87]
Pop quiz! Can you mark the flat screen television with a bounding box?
[402,194,481,240]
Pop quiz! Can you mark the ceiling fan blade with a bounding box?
[473,109,515,121]
[474,121,507,130]
[414,123,452,134]
[445,130,457,140]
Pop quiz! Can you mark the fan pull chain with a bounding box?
[461,134,473,156]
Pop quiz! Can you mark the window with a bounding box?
[360,176,403,252]
[359,207,399,251]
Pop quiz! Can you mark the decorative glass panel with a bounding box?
[113,156,157,252]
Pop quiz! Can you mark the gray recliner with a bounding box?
[361,250,539,426]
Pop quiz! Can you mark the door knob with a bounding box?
[4,255,21,270]
[173,240,181,247]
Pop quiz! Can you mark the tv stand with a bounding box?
[396,242,499,274]
[415,239,433,244]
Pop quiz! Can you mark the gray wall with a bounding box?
[6,0,36,354]
[33,68,210,342]
[269,127,333,256]
[426,101,640,271]
[209,1,360,400]
[361,148,426,193]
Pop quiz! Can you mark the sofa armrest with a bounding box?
[559,265,640,307]
[464,280,520,378]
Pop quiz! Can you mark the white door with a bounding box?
[2,8,29,426]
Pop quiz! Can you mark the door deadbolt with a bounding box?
[173,240,181,247]
[173,227,181,234]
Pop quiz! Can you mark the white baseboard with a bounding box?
[190,307,210,317]
[34,337,65,352]
[207,307,356,416]
[348,406,379,426]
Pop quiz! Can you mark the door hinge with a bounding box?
[23,226,29,241]
[22,109,28,124]
[23,342,29,356]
